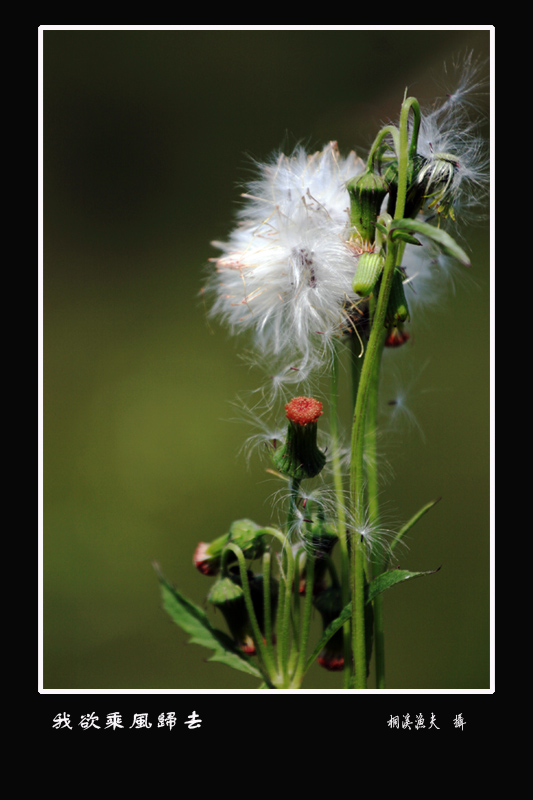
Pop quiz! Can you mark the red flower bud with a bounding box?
[385,326,410,348]
[273,397,326,480]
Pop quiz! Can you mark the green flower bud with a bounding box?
[347,169,388,245]
[273,397,326,481]
[207,572,255,654]
[193,536,230,576]
[384,325,410,348]
[308,516,338,556]
[299,514,338,596]
[385,269,410,327]
[193,519,266,576]
[227,519,266,560]
[352,251,385,297]
[313,587,344,671]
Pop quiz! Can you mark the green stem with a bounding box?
[350,334,364,413]
[329,343,352,687]
[278,546,295,684]
[395,96,421,221]
[277,483,300,684]
[349,275,393,687]
[224,544,277,679]
[291,553,315,687]
[287,477,301,535]
[365,313,386,689]
[366,124,401,170]
[366,294,383,526]
[262,549,276,672]
[348,95,419,689]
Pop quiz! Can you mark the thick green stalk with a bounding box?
[276,479,300,684]
[329,344,352,687]
[366,326,383,526]
[350,242,399,687]
[365,318,387,688]
[262,549,276,672]
[291,554,315,687]
[395,96,421,222]
[348,95,420,688]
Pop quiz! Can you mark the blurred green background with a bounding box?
[43,28,491,690]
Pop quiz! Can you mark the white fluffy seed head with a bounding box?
[415,51,489,223]
[207,142,365,376]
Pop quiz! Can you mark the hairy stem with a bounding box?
[348,95,420,688]
[330,344,352,687]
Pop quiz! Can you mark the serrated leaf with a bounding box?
[304,567,440,673]
[390,218,471,266]
[154,564,263,680]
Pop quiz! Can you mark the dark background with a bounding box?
[43,28,491,690]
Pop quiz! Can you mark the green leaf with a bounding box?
[390,229,422,246]
[154,563,264,680]
[389,497,441,555]
[366,566,441,604]
[305,604,352,673]
[390,218,471,266]
[304,566,441,673]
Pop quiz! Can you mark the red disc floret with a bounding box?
[285,396,323,426]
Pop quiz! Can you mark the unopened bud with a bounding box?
[227,519,266,559]
[385,269,410,327]
[384,325,410,348]
[299,515,338,596]
[193,519,266,576]
[273,397,326,481]
[313,587,344,671]
[193,537,227,576]
[207,571,256,654]
[352,251,385,297]
[347,169,388,245]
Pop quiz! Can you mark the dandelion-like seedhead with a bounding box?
[208,141,365,378]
